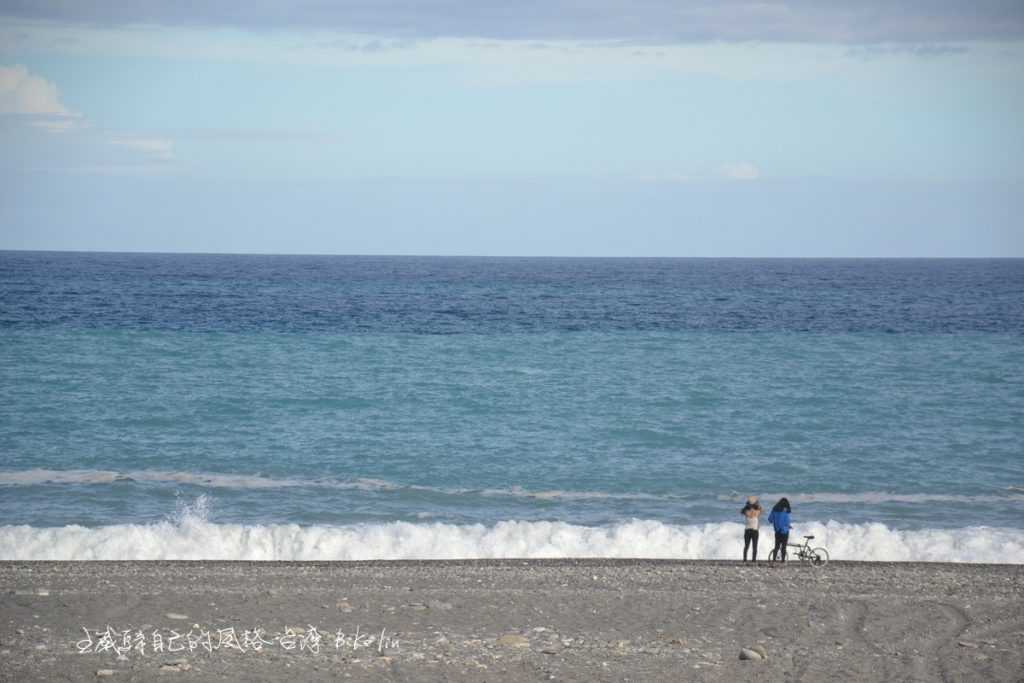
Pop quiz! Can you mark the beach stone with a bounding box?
[164,613,189,621]
[739,648,764,661]
[427,599,453,610]
[958,641,979,648]
[753,644,769,659]
[496,634,530,648]
[336,600,354,612]
[95,670,115,677]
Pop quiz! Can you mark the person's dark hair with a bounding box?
[773,497,791,513]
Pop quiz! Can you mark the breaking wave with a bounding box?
[1,497,1021,562]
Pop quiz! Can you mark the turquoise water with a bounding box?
[1,253,1022,561]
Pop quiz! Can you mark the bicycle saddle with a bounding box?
[803,535,814,539]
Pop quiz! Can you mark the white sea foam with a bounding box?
[1,499,1020,563]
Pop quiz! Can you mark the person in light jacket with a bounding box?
[740,496,762,562]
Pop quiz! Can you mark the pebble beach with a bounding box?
[2,559,1022,682]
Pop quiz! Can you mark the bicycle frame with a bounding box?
[769,535,830,566]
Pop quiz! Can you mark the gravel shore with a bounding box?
[2,560,1021,681]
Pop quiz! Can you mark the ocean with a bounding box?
[1,252,1022,562]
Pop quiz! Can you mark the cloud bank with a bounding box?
[1,1,1021,44]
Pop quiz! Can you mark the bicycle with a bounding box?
[768,535,829,566]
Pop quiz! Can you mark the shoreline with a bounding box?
[3,560,1021,681]
[3,557,1022,567]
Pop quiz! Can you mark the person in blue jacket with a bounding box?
[767,497,792,561]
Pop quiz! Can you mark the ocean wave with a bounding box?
[478,486,672,501]
[0,469,677,501]
[0,469,417,492]
[5,470,1022,507]
[1,498,1020,562]
[719,491,1024,504]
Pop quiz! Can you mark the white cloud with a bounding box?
[0,64,82,132]
[1,63,178,172]
[0,64,66,114]
[721,161,761,180]
[109,136,175,162]
[1,64,176,166]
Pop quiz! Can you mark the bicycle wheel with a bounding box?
[810,547,829,566]
[768,547,777,562]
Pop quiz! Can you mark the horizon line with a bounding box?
[1,248,1021,260]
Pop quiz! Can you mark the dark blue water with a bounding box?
[3,252,1021,333]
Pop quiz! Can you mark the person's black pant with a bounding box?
[773,532,789,561]
[743,528,759,561]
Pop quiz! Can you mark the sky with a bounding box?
[1,1,1022,256]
